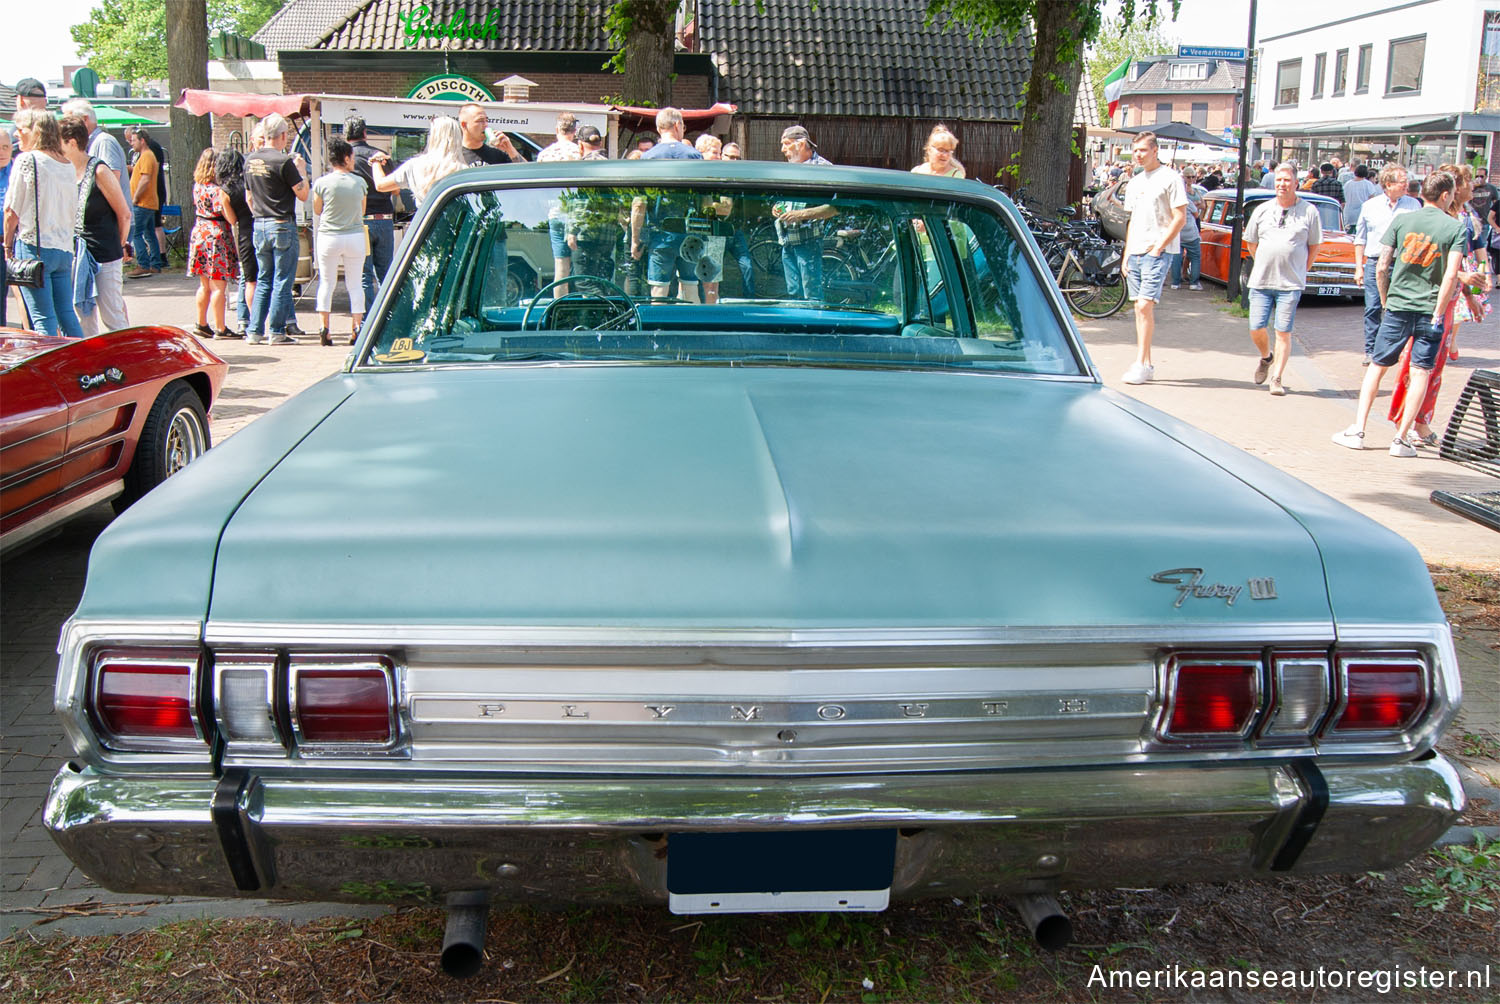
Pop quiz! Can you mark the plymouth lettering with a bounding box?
[476,703,506,717]
[561,704,589,719]
[1151,567,1243,608]
[644,705,675,719]
[816,704,847,720]
[898,703,930,718]
[981,701,1009,716]
[729,705,762,721]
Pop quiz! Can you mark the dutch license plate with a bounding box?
[1315,285,1341,296]
[667,829,897,914]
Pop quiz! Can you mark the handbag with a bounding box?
[6,156,46,288]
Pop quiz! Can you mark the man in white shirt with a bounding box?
[1121,132,1187,384]
[1341,164,1379,230]
[1354,165,1419,364]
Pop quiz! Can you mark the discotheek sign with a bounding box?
[405,74,496,102]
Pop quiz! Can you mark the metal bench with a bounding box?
[1431,368,1500,532]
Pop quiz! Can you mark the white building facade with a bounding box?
[1252,0,1500,174]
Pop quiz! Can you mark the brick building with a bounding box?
[1111,52,1246,135]
[240,0,1088,190]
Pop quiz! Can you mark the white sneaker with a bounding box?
[1169,284,1180,290]
[1388,437,1417,458]
[1122,362,1155,385]
[1331,426,1365,450]
[1189,283,1203,291]
[244,333,264,345]
[268,333,298,345]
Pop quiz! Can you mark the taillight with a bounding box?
[1326,653,1428,735]
[90,648,205,748]
[1160,653,1260,740]
[290,656,396,746]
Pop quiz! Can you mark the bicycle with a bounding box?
[1051,233,1127,319]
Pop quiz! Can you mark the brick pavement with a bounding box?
[1,273,1495,939]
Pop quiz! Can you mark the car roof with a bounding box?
[1206,187,1341,208]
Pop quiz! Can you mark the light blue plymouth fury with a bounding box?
[46,162,1462,973]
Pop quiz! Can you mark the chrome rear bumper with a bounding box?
[44,757,1463,905]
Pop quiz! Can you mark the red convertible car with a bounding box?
[1,326,226,554]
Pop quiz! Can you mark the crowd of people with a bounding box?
[1117,129,1493,459]
[3,86,973,338]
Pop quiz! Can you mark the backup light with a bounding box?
[1259,652,1331,739]
[91,648,203,746]
[214,652,282,747]
[291,657,396,745]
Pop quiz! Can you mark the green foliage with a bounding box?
[71,0,287,86]
[1405,834,1500,915]
[1086,14,1182,126]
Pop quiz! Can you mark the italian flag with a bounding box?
[1102,59,1129,124]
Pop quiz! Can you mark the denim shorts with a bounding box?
[1125,252,1170,303]
[1373,309,1443,370]
[646,232,698,284]
[1247,287,1303,333]
[548,218,571,259]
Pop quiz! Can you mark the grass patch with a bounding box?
[1218,301,1250,318]
[1406,834,1500,915]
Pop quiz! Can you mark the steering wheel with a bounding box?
[520,275,642,332]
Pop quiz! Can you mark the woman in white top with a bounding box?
[371,116,467,208]
[3,110,83,337]
[311,137,368,345]
[911,125,965,179]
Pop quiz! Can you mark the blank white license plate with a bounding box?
[1315,285,1341,296]
[667,830,896,915]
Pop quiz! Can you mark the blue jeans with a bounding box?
[249,219,299,335]
[1171,239,1201,285]
[129,206,162,270]
[360,218,395,311]
[16,242,84,338]
[728,230,755,297]
[781,239,823,300]
[1361,260,1382,356]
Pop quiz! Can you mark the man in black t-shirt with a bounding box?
[458,103,523,167]
[345,116,402,310]
[245,113,310,344]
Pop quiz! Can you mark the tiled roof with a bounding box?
[262,0,1031,121]
[702,0,1029,120]
[1122,57,1245,96]
[317,0,613,51]
[253,0,366,53]
[1075,63,1099,126]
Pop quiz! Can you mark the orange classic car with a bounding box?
[1198,188,1359,302]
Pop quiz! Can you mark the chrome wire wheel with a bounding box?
[163,406,208,475]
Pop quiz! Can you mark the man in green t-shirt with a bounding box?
[1331,172,1465,457]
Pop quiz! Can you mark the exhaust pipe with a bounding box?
[441,890,490,978]
[1014,893,1072,951]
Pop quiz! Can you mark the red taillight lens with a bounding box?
[1328,656,1427,733]
[1163,655,1260,737]
[293,664,393,744]
[92,650,201,743]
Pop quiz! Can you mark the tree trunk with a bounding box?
[617,0,677,107]
[165,0,211,220]
[1014,1,1086,215]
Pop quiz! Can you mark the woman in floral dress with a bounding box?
[186,148,238,338]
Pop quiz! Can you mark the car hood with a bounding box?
[202,366,1339,633]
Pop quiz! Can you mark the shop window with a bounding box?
[1191,103,1208,128]
[1276,59,1301,107]
[1333,49,1348,96]
[1156,102,1172,124]
[1312,53,1326,99]
[1386,35,1424,96]
[1356,44,1372,93]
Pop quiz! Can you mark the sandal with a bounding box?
[191,322,213,338]
[318,327,332,347]
[213,329,235,340]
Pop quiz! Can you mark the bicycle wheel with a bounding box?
[1058,259,1128,318]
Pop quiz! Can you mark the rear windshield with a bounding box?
[361,183,1083,376]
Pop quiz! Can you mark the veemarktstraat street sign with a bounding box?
[1178,45,1248,60]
